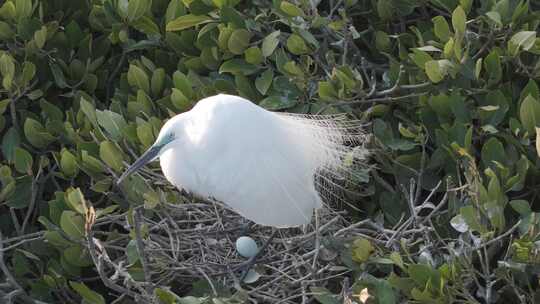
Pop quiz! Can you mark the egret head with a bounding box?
[117,118,180,184]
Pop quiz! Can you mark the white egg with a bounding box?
[235,236,259,258]
[242,269,261,284]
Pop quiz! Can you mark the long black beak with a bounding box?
[117,145,161,185]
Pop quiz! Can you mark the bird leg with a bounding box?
[235,229,278,282]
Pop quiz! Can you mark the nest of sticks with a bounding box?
[90,194,378,303]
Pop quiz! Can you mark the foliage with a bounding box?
[0,0,540,303]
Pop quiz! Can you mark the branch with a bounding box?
[133,209,152,293]
[0,233,25,301]
[85,231,140,299]
[471,220,521,251]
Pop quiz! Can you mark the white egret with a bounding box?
[117,94,366,227]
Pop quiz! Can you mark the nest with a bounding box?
[93,197,370,303]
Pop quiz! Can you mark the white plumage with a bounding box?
[119,94,366,228]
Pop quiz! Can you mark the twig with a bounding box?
[86,231,140,299]
[9,80,39,130]
[133,209,152,293]
[106,51,127,102]
[330,92,428,109]
[21,165,43,234]
[375,65,405,96]
[1,231,44,244]
[0,233,24,298]
[196,267,218,296]
[0,236,45,252]
[9,209,21,236]
[471,220,521,251]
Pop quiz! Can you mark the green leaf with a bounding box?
[95,205,118,218]
[408,264,440,287]
[377,0,393,20]
[13,147,32,174]
[96,110,127,141]
[155,288,181,304]
[80,97,99,127]
[280,1,303,17]
[128,0,151,22]
[484,49,501,84]
[363,275,398,304]
[519,95,540,136]
[0,99,9,115]
[520,79,539,101]
[66,188,87,215]
[21,61,36,87]
[136,122,155,148]
[60,211,85,240]
[375,31,390,52]
[259,96,296,110]
[165,0,185,23]
[227,29,252,55]
[452,5,466,35]
[351,238,375,263]
[508,31,536,56]
[24,118,55,148]
[511,0,529,23]
[425,60,444,83]
[244,47,263,65]
[460,205,485,233]
[493,0,510,22]
[6,176,31,209]
[166,14,213,31]
[64,246,93,267]
[151,68,166,97]
[49,63,68,89]
[0,53,15,90]
[15,0,32,20]
[390,252,405,269]
[172,71,194,98]
[286,33,309,55]
[0,2,16,20]
[318,81,337,101]
[126,239,140,264]
[481,137,505,169]
[60,149,79,178]
[33,25,47,49]
[432,16,450,41]
[283,61,303,76]
[0,21,14,40]
[99,141,124,172]
[410,49,433,69]
[235,74,259,101]
[132,16,160,35]
[81,151,105,175]
[255,69,273,95]
[310,286,340,304]
[127,64,150,94]
[69,281,105,304]
[486,11,502,27]
[2,127,20,162]
[510,200,531,216]
[474,57,482,79]
[219,59,258,75]
[262,30,280,57]
[171,88,191,111]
